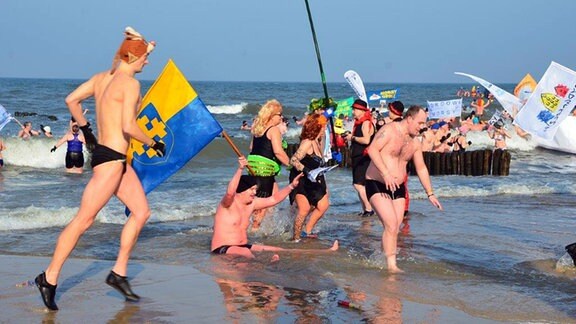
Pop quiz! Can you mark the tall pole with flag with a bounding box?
[303,0,339,157]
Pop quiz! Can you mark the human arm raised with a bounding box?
[254,173,303,210]
[220,156,248,208]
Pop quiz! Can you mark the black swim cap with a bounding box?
[236,175,258,193]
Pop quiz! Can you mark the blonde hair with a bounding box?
[251,99,282,137]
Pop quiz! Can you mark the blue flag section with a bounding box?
[127,59,222,198]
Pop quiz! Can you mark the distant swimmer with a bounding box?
[211,156,338,260]
[17,121,40,140]
[240,120,251,130]
[50,123,86,174]
[365,105,442,273]
[35,27,164,311]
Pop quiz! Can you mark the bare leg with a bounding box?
[113,164,151,277]
[304,193,329,234]
[353,183,372,212]
[293,194,311,240]
[370,194,404,273]
[251,240,339,253]
[45,163,124,284]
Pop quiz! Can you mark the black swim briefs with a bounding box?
[90,144,127,170]
[365,179,406,201]
[211,244,253,255]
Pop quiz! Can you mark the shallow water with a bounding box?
[1,78,575,321]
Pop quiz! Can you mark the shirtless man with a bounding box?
[211,156,338,259]
[365,105,443,273]
[35,27,164,311]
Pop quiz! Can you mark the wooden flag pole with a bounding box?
[221,131,255,175]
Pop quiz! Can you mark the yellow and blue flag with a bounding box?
[128,59,222,195]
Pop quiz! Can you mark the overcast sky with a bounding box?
[2,0,575,83]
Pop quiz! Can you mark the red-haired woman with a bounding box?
[289,114,330,241]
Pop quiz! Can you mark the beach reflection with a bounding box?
[216,278,282,322]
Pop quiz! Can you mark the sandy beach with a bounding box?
[1,254,501,323]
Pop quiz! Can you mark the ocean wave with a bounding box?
[207,102,247,114]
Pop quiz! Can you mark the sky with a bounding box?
[1,0,576,84]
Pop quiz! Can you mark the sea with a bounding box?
[1,77,576,322]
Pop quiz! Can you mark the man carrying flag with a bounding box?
[36,27,164,311]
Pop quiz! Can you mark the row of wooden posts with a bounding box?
[285,144,511,176]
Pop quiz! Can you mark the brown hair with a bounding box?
[300,114,327,141]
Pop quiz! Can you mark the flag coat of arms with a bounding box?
[128,59,222,195]
[515,62,576,140]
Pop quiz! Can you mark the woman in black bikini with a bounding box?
[289,114,329,241]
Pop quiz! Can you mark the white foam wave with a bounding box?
[207,103,247,115]
[2,137,89,169]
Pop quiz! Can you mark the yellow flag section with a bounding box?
[127,59,222,195]
[514,73,537,102]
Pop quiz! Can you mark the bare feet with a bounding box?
[330,240,339,251]
[387,266,404,274]
[270,254,280,262]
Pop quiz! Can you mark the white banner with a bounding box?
[344,70,368,103]
[0,104,13,132]
[454,72,522,116]
[426,98,462,119]
[515,61,576,140]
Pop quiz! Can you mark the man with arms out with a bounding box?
[365,105,443,273]
[35,27,165,311]
[212,156,338,259]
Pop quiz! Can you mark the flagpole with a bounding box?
[303,0,338,154]
[221,131,255,176]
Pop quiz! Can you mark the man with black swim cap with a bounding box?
[211,156,338,259]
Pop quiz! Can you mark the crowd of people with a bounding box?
[12,26,541,312]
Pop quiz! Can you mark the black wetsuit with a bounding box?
[249,127,279,197]
[289,153,327,207]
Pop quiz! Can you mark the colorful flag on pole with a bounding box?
[0,104,14,132]
[514,73,537,103]
[127,59,222,195]
[426,98,462,119]
[455,72,522,116]
[515,62,576,140]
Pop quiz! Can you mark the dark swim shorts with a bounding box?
[65,152,84,169]
[211,244,253,255]
[365,179,406,201]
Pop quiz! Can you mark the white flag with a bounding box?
[515,62,576,140]
[426,98,462,119]
[344,70,368,103]
[0,104,13,132]
[455,72,522,116]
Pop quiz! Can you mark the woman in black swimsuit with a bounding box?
[289,114,329,241]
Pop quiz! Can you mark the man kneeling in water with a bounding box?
[211,156,338,260]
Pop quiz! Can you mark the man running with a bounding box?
[35,27,165,311]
